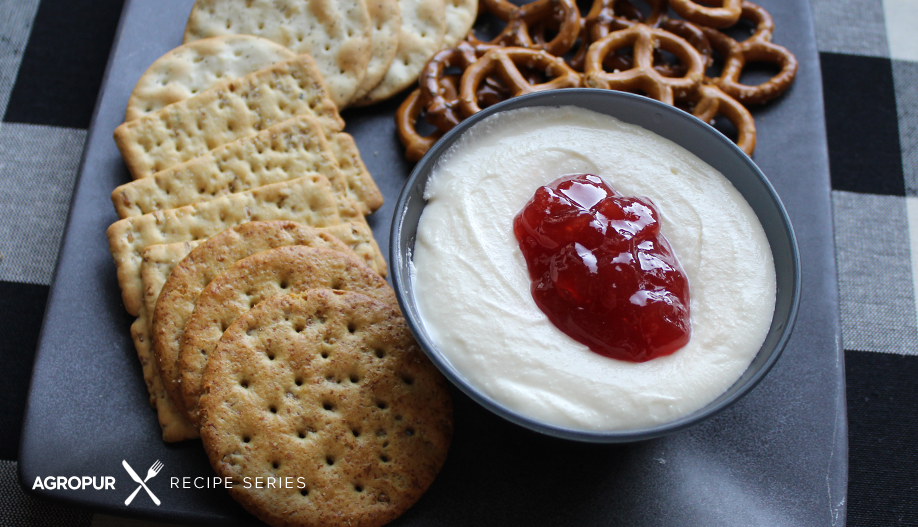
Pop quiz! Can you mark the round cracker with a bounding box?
[180,246,396,425]
[200,289,453,527]
[184,0,372,107]
[347,0,402,104]
[351,0,446,106]
[153,221,365,419]
[441,0,477,48]
[125,35,295,122]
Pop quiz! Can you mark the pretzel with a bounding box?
[559,0,666,71]
[420,41,496,132]
[669,0,741,28]
[657,18,713,74]
[469,0,581,56]
[459,47,582,117]
[685,83,756,155]
[702,26,797,105]
[584,24,704,104]
[736,0,774,43]
[397,75,460,162]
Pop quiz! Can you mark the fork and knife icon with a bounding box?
[123,459,163,506]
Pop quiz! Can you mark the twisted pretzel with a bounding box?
[469,0,581,57]
[420,41,496,132]
[685,83,756,154]
[669,0,742,28]
[397,76,461,162]
[736,0,774,43]
[584,24,704,104]
[703,26,797,105]
[560,0,666,71]
[459,47,582,117]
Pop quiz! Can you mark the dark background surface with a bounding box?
[0,0,915,526]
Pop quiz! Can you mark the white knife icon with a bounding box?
[123,459,162,506]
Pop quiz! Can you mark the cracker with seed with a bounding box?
[133,241,202,442]
[113,54,344,180]
[352,0,446,106]
[152,221,384,428]
[108,175,343,316]
[349,0,402,103]
[200,289,452,527]
[184,0,372,108]
[442,0,477,48]
[125,35,295,122]
[112,114,381,218]
[180,246,396,425]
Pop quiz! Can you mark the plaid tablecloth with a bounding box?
[1,0,915,525]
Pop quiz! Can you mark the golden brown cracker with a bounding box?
[200,289,452,527]
[152,221,384,427]
[180,246,396,425]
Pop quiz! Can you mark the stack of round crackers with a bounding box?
[168,223,452,526]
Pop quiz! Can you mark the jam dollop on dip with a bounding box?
[514,174,690,362]
[412,106,776,431]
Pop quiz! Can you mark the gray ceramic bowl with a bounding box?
[390,89,800,442]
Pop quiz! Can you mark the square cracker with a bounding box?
[111,115,381,218]
[113,54,344,180]
[107,175,343,316]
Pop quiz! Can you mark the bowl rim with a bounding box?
[389,88,802,443]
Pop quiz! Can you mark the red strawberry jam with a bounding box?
[513,174,691,362]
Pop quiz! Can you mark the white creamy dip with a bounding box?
[412,106,776,431]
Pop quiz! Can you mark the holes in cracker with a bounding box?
[295,377,304,387]
[376,401,388,410]
[354,484,363,493]
[380,454,389,463]
[269,404,278,414]
[242,435,251,443]
[272,461,280,470]
[240,379,250,389]
[267,351,275,361]
[279,278,289,289]
[352,428,361,438]
[349,374,359,384]
[326,456,335,466]
[405,428,415,437]
[323,401,334,411]
[347,323,357,334]
[375,348,385,359]
[401,374,414,386]
[300,488,309,497]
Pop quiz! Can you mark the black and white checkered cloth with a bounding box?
[0,0,915,525]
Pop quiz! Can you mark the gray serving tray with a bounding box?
[19,0,847,525]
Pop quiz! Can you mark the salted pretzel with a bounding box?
[735,0,774,43]
[584,24,704,104]
[458,47,582,117]
[420,41,497,132]
[702,25,797,105]
[560,0,667,71]
[685,83,756,154]
[669,0,742,28]
[469,0,581,57]
[397,75,461,162]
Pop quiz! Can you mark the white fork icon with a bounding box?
[123,460,163,506]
